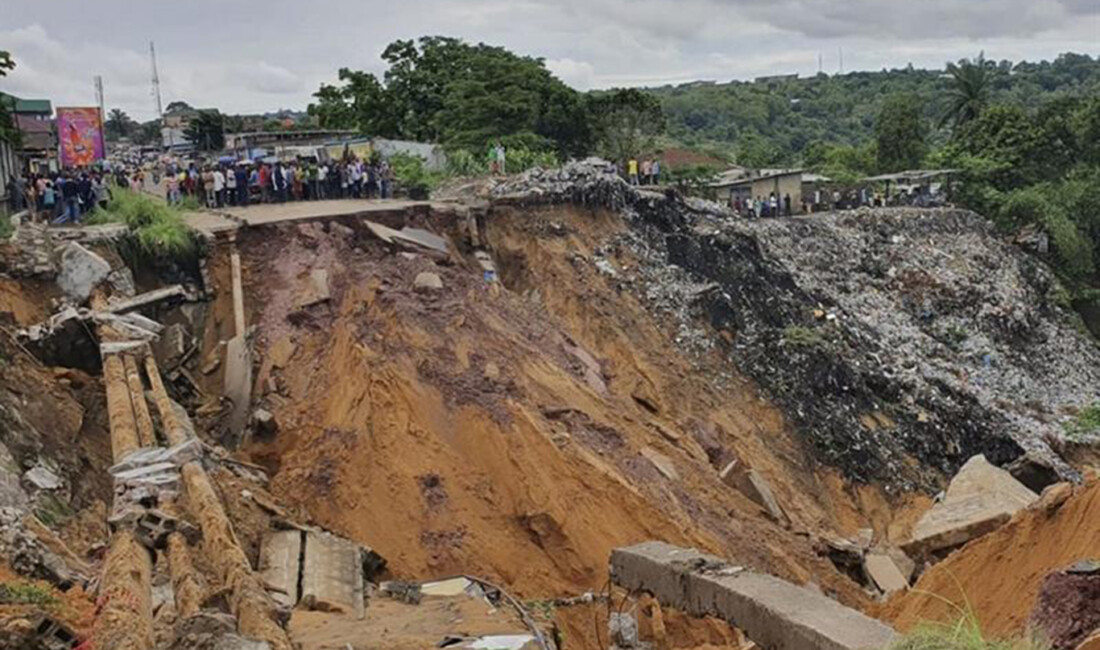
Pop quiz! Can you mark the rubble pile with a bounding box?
[502,163,1099,486]
[491,159,634,211]
[649,203,1100,485]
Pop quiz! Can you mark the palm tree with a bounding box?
[940,53,992,132]
[105,108,135,140]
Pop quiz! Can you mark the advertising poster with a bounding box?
[57,107,106,167]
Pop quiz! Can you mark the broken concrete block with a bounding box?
[904,455,1038,556]
[0,443,29,510]
[864,553,908,594]
[640,447,679,481]
[260,530,301,607]
[611,541,897,650]
[296,269,331,309]
[224,335,253,443]
[301,531,365,618]
[414,272,443,292]
[153,323,189,370]
[106,267,136,298]
[721,461,788,524]
[56,242,111,303]
[1006,451,1061,493]
[22,465,63,491]
[252,409,278,437]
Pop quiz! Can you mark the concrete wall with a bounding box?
[611,542,897,650]
[372,138,448,171]
[752,174,803,213]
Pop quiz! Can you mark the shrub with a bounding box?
[782,325,827,348]
[87,189,198,259]
[1064,402,1100,439]
[0,582,57,606]
[388,152,442,199]
[889,614,1047,650]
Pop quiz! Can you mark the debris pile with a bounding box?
[570,185,1100,486]
[491,159,634,211]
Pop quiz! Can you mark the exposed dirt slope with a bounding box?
[236,209,915,615]
[878,480,1100,637]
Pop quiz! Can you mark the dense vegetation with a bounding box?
[651,53,1100,165]
[308,36,663,166]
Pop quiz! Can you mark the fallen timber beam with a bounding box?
[106,285,187,315]
[144,353,292,650]
[123,354,157,448]
[610,542,897,650]
[94,345,154,650]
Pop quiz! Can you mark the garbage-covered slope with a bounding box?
[490,165,1099,488]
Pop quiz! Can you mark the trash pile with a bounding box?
[491,158,634,212]
[500,166,1100,488]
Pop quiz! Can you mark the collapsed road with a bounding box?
[0,162,1096,649]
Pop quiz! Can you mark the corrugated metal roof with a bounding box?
[0,93,52,114]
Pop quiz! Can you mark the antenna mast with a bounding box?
[150,41,163,118]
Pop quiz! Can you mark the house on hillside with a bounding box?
[711,168,808,212]
[0,93,56,172]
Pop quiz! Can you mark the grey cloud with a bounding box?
[0,0,1096,121]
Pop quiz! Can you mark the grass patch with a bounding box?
[33,493,74,528]
[891,614,1048,650]
[0,581,58,606]
[782,325,827,348]
[86,189,198,259]
[1064,402,1100,440]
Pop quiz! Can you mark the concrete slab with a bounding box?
[612,541,897,650]
[301,531,365,618]
[904,455,1038,556]
[864,553,908,594]
[224,335,253,442]
[420,577,475,598]
[56,242,111,303]
[295,269,331,309]
[260,530,302,607]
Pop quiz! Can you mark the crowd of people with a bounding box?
[163,157,398,208]
[625,157,662,186]
[6,170,113,224]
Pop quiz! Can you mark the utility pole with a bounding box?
[150,41,167,150]
[94,75,107,154]
[818,52,823,75]
[838,47,844,75]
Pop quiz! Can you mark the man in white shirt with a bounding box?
[213,167,226,208]
[225,166,237,205]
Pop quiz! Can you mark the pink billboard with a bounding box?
[57,107,105,167]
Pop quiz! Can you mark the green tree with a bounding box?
[309,37,593,157]
[0,52,17,145]
[183,110,225,151]
[131,120,162,146]
[105,108,135,141]
[588,88,665,164]
[875,93,927,172]
[0,51,13,77]
[941,54,993,131]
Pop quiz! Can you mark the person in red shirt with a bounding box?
[258,164,271,203]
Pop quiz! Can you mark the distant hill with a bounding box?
[645,53,1100,165]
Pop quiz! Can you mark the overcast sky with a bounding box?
[2,0,1098,122]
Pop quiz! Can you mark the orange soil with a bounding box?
[0,564,96,638]
[0,277,58,326]
[877,480,1100,637]
[236,206,921,631]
